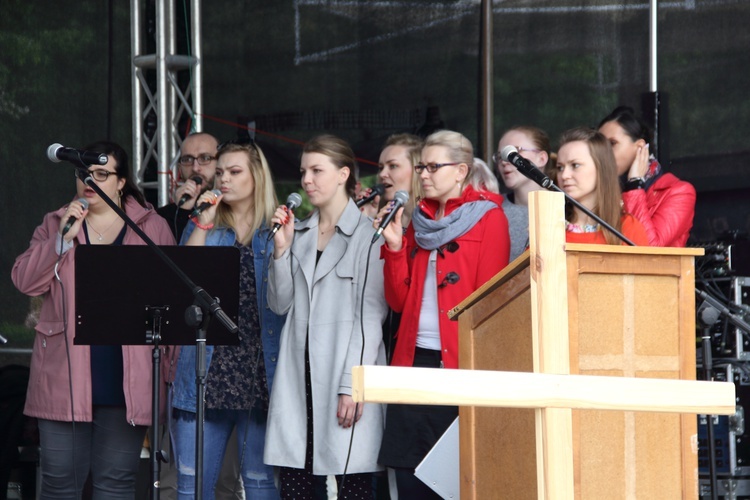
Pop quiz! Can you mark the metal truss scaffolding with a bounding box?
[130,0,204,207]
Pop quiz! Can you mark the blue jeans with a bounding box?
[37,406,147,500]
[173,408,278,500]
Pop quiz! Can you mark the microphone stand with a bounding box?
[72,166,238,500]
[510,159,636,246]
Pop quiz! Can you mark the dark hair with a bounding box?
[83,140,146,207]
[303,135,358,198]
[598,106,653,144]
[557,127,623,245]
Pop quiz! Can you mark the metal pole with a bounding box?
[649,0,657,92]
[130,0,144,199]
[191,0,204,132]
[479,0,493,164]
[156,0,170,207]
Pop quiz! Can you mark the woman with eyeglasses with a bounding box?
[374,130,510,498]
[554,127,649,246]
[170,141,286,499]
[11,141,176,499]
[598,106,696,247]
[265,135,388,499]
[495,126,553,260]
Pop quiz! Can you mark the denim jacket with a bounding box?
[171,222,286,412]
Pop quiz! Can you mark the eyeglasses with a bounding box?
[414,162,461,174]
[178,154,216,166]
[76,169,118,182]
[492,147,542,165]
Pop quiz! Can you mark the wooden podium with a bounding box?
[451,191,704,499]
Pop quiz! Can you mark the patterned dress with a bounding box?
[205,242,269,411]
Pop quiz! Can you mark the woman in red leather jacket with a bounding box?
[373,130,510,498]
[599,106,696,247]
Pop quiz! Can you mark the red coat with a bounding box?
[622,173,696,247]
[381,186,510,369]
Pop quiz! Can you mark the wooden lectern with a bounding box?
[450,191,704,499]
[352,191,732,500]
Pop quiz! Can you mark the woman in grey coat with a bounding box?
[265,135,388,498]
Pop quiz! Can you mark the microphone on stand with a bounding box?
[500,146,554,189]
[47,143,108,166]
[501,146,635,246]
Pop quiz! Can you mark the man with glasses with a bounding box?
[157,132,219,240]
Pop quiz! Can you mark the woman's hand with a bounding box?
[271,204,295,258]
[193,190,222,226]
[628,143,650,180]
[337,394,363,429]
[356,187,380,218]
[59,199,89,242]
[373,201,404,251]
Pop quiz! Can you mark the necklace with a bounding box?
[87,217,120,241]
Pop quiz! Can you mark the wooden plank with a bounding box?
[529,190,573,500]
[350,366,736,415]
[565,243,704,256]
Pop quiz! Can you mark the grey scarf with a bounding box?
[412,200,498,250]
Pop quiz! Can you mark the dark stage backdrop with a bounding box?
[2,0,749,326]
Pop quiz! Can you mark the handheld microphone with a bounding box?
[268,193,303,241]
[47,143,108,166]
[356,184,385,208]
[61,198,89,237]
[371,190,409,243]
[500,145,554,189]
[190,189,222,218]
[177,176,204,207]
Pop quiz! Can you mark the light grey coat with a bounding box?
[264,199,388,475]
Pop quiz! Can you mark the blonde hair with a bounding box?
[423,130,473,188]
[469,157,500,193]
[213,142,278,246]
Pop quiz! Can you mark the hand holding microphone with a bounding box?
[356,183,385,208]
[268,193,302,242]
[60,198,90,240]
[190,189,222,221]
[372,190,409,245]
[176,176,204,208]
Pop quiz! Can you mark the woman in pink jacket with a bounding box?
[12,141,175,499]
[598,106,696,247]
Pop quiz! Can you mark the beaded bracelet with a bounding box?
[191,217,214,230]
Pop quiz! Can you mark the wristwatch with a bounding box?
[623,177,645,192]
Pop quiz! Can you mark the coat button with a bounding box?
[43,339,47,348]
[271,356,277,362]
[261,250,266,255]
[264,278,268,283]
[268,329,274,336]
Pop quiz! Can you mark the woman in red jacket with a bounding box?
[12,141,175,499]
[555,127,649,246]
[374,130,510,498]
[598,106,696,247]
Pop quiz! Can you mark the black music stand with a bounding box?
[75,245,240,499]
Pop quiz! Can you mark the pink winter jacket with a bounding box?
[12,197,176,425]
